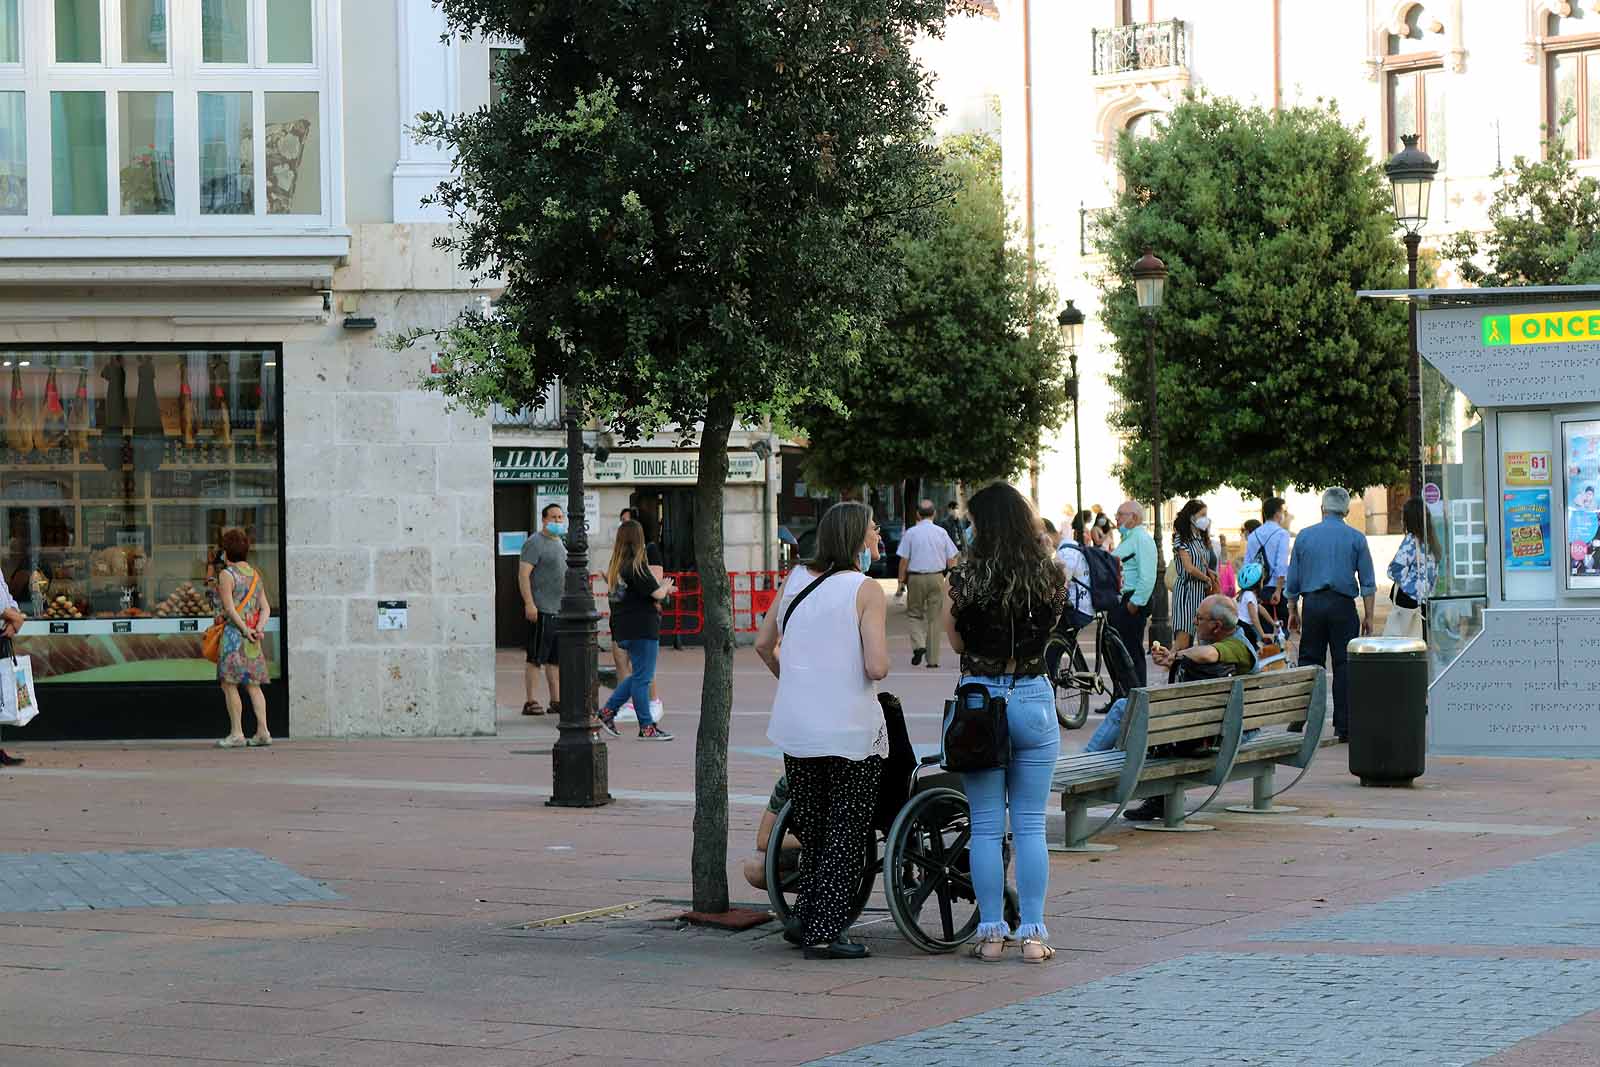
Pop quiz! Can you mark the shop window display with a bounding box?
[0,347,280,684]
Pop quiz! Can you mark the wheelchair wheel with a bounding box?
[884,787,983,953]
[764,800,877,933]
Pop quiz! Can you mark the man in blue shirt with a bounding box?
[1245,497,1293,631]
[1287,487,1376,743]
[1110,500,1157,693]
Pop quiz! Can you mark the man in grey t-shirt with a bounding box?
[519,503,568,715]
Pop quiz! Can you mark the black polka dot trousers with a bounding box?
[782,753,882,946]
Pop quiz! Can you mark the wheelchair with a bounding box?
[765,754,1019,954]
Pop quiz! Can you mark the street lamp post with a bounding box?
[1057,301,1086,523]
[548,402,611,808]
[1133,251,1172,648]
[1384,133,1439,500]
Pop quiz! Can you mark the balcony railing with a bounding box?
[1091,20,1187,76]
[491,383,564,429]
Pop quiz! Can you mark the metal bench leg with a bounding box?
[1224,766,1300,814]
[1049,795,1117,853]
[1133,785,1215,833]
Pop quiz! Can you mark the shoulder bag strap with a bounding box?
[781,568,836,634]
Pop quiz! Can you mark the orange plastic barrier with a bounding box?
[661,571,703,638]
[732,570,789,633]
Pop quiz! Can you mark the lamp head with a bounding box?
[1384,133,1438,236]
[1056,300,1086,351]
[1132,250,1167,313]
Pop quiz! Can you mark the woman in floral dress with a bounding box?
[215,527,272,748]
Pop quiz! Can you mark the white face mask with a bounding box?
[1194,516,1211,532]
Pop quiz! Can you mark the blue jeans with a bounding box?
[605,637,658,727]
[960,674,1058,942]
[1086,698,1128,753]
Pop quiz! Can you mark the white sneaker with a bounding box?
[649,699,665,723]
[616,700,639,725]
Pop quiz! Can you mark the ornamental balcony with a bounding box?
[1091,19,1188,78]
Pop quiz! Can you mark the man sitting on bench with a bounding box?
[1084,595,1258,820]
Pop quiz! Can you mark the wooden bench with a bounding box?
[1049,666,1327,852]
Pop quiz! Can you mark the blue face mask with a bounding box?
[858,549,872,572]
[546,522,567,537]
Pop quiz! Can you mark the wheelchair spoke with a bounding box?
[936,880,956,938]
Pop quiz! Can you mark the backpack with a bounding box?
[1074,544,1124,614]
[1249,526,1287,586]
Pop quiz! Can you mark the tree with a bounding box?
[1095,93,1409,502]
[1441,117,1600,286]
[798,132,1067,492]
[404,1,960,913]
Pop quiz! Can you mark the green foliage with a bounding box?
[406,0,960,915]
[798,133,1067,490]
[1441,117,1600,286]
[1095,93,1410,501]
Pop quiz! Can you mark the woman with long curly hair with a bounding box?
[943,483,1066,964]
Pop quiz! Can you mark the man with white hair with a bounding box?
[1110,500,1156,694]
[1286,487,1376,743]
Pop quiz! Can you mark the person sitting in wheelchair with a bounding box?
[742,777,800,891]
[1084,595,1259,822]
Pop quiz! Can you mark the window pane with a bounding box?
[264,93,318,214]
[0,92,24,215]
[56,0,101,63]
[1422,69,1446,171]
[0,0,19,64]
[122,0,167,63]
[201,0,248,63]
[1389,72,1417,154]
[1587,54,1600,161]
[267,0,312,63]
[199,92,252,215]
[1554,52,1580,156]
[51,92,108,216]
[119,92,173,215]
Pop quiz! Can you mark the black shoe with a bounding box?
[803,940,871,960]
[1287,722,1304,733]
[782,926,807,947]
[1336,734,1349,744]
[911,648,925,666]
[1122,797,1165,823]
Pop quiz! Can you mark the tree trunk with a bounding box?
[690,394,736,914]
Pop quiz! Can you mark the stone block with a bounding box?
[437,443,488,493]
[375,547,432,593]
[443,595,493,645]
[345,596,438,646]
[456,494,493,547]
[394,392,452,444]
[348,346,427,393]
[362,445,437,493]
[358,223,414,292]
[285,596,345,649]
[380,648,436,735]
[434,645,496,736]
[334,495,401,546]
[434,544,493,595]
[283,390,335,446]
[282,339,349,394]
[331,649,384,735]
[286,498,335,547]
[286,647,330,737]
[410,227,458,290]
[449,409,491,442]
[723,511,760,547]
[397,494,456,543]
[286,548,371,596]
[336,394,397,444]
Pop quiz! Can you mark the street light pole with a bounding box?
[1383,133,1438,501]
[1132,252,1171,648]
[549,402,610,808]
[1057,301,1086,522]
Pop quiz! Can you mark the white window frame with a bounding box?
[0,0,344,237]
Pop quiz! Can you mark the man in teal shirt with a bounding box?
[1111,500,1157,691]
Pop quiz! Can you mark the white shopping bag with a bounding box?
[0,654,39,727]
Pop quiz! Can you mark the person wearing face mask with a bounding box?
[518,503,568,717]
[1170,499,1220,652]
[756,502,890,959]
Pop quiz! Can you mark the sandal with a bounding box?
[968,936,1008,963]
[1020,938,1055,964]
[215,736,248,749]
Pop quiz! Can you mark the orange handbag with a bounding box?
[203,571,258,663]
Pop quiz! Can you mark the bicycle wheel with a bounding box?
[1047,633,1091,730]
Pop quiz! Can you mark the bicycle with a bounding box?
[1043,611,1136,730]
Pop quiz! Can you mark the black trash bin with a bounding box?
[1347,636,1429,786]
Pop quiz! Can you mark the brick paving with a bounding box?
[0,848,338,912]
[0,598,1594,1064]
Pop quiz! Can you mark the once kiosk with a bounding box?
[1362,285,1600,757]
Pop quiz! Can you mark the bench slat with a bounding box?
[1241,695,1316,719]
[1147,678,1236,702]
[1243,679,1316,703]
[1146,722,1228,746]
[1148,706,1233,731]
[1059,752,1221,795]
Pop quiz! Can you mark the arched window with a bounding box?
[1544,4,1600,158]
[1126,111,1160,141]
[1383,4,1446,171]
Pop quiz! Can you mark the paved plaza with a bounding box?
[1,604,1598,1065]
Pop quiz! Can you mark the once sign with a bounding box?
[1482,309,1600,347]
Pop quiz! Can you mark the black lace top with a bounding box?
[948,562,1067,677]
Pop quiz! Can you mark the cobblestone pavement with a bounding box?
[1256,840,1600,947]
[808,953,1600,1066]
[0,848,338,911]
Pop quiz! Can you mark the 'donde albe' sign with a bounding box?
[495,447,764,485]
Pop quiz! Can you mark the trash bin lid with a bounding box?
[1347,636,1428,654]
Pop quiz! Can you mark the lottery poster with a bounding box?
[1564,421,1600,590]
[1502,490,1551,570]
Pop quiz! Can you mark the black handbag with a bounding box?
[939,613,1014,773]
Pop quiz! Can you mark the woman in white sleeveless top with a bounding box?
[755,501,889,960]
